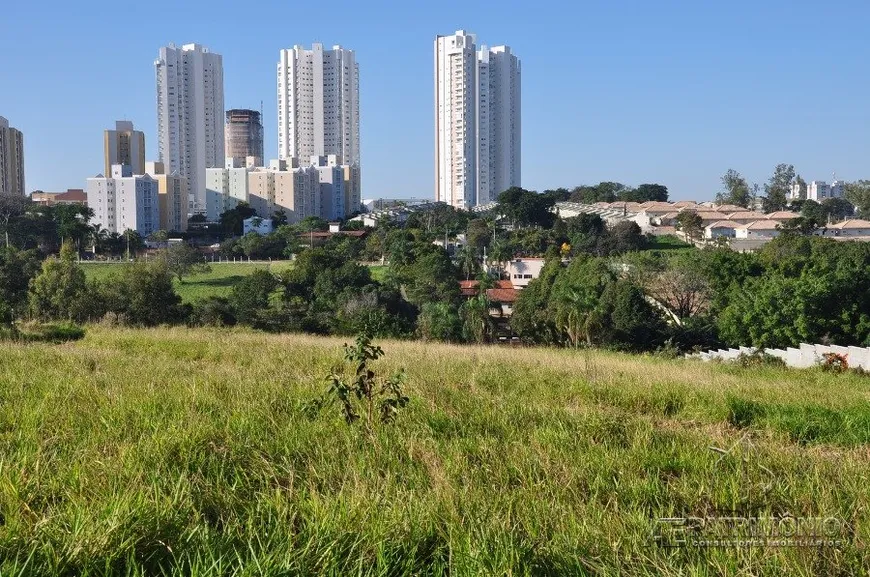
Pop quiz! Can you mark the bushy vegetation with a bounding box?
[0,327,866,574]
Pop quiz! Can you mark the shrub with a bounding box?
[736,350,786,368]
[820,352,848,373]
[320,333,408,429]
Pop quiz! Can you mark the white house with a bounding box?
[243,217,274,236]
[823,219,870,238]
[765,211,799,222]
[726,211,768,225]
[705,220,741,239]
[735,220,781,239]
[506,258,546,289]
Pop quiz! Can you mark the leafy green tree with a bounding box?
[620,183,669,202]
[716,169,752,208]
[799,199,827,227]
[219,202,257,236]
[0,247,41,323]
[793,175,808,201]
[28,243,93,322]
[844,180,870,218]
[460,292,492,344]
[189,296,236,327]
[511,254,563,344]
[550,256,615,346]
[675,211,704,241]
[417,302,462,341]
[54,204,94,252]
[0,194,29,248]
[457,244,479,280]
[466,218,492,253]
[161,243,211,282]
[496,187,556,228]
[230,269,279,326]
[295,216,329,233]
[821,197,854,222]
[272,210,288,226]
[401,245,460,308]
[565,214,607,255]
[100,260,185,325]
[599,280,666,351]
[761,164,795,213]
[604,221,647,255]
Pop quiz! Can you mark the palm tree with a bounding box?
[461,292,492,344]
[89,224,109,255]
[558,288,601,347]
[458,245,478,280]
[489,240,512,279]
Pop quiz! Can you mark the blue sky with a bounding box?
[1,0,867,201]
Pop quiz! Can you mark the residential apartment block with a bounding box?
[87,165,159,236]
[104,121,145,176]
[145,162,188,233]
[206,156,358,224]
[807,180,845,202]
[155,43,225,215]
[277,44,360,167]
[435,30,521,208]
[0,116,25,196]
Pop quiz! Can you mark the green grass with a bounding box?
[646,234,693,251]
[83,262,388,303]
[0,327,867,575]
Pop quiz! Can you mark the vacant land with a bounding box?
[0,327,867,575]
[83,262,387,302]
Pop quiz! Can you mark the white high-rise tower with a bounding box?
[277,44,360,167]
[155,43,225,215]
[435,30,521,208]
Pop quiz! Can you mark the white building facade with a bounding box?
[277,44,360,168]
[155,43,225,215]
[807,180,845,202]
[435,30,521,209]
[87,165,160,236]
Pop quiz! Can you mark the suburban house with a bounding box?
[726,211,768,225]
[506,258,547,288]
[822,219,870,238]
[765,211,800,222]
[459,279,518,318]
[735,220,782,239]
[705,220,742,239]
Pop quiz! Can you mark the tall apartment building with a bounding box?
[435,30,521,208]
[87,165,159,236]
[145,161,188,232]
[277,44,360,168]
[155,43,225,215]
[808,180,845,202]
[0,116,25,196]
[225,109,264,167]
[104,121,145,176]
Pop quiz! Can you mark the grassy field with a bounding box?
[0,327,867,575]
[82,262,388,302]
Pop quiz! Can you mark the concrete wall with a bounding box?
[692,343,870,370]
